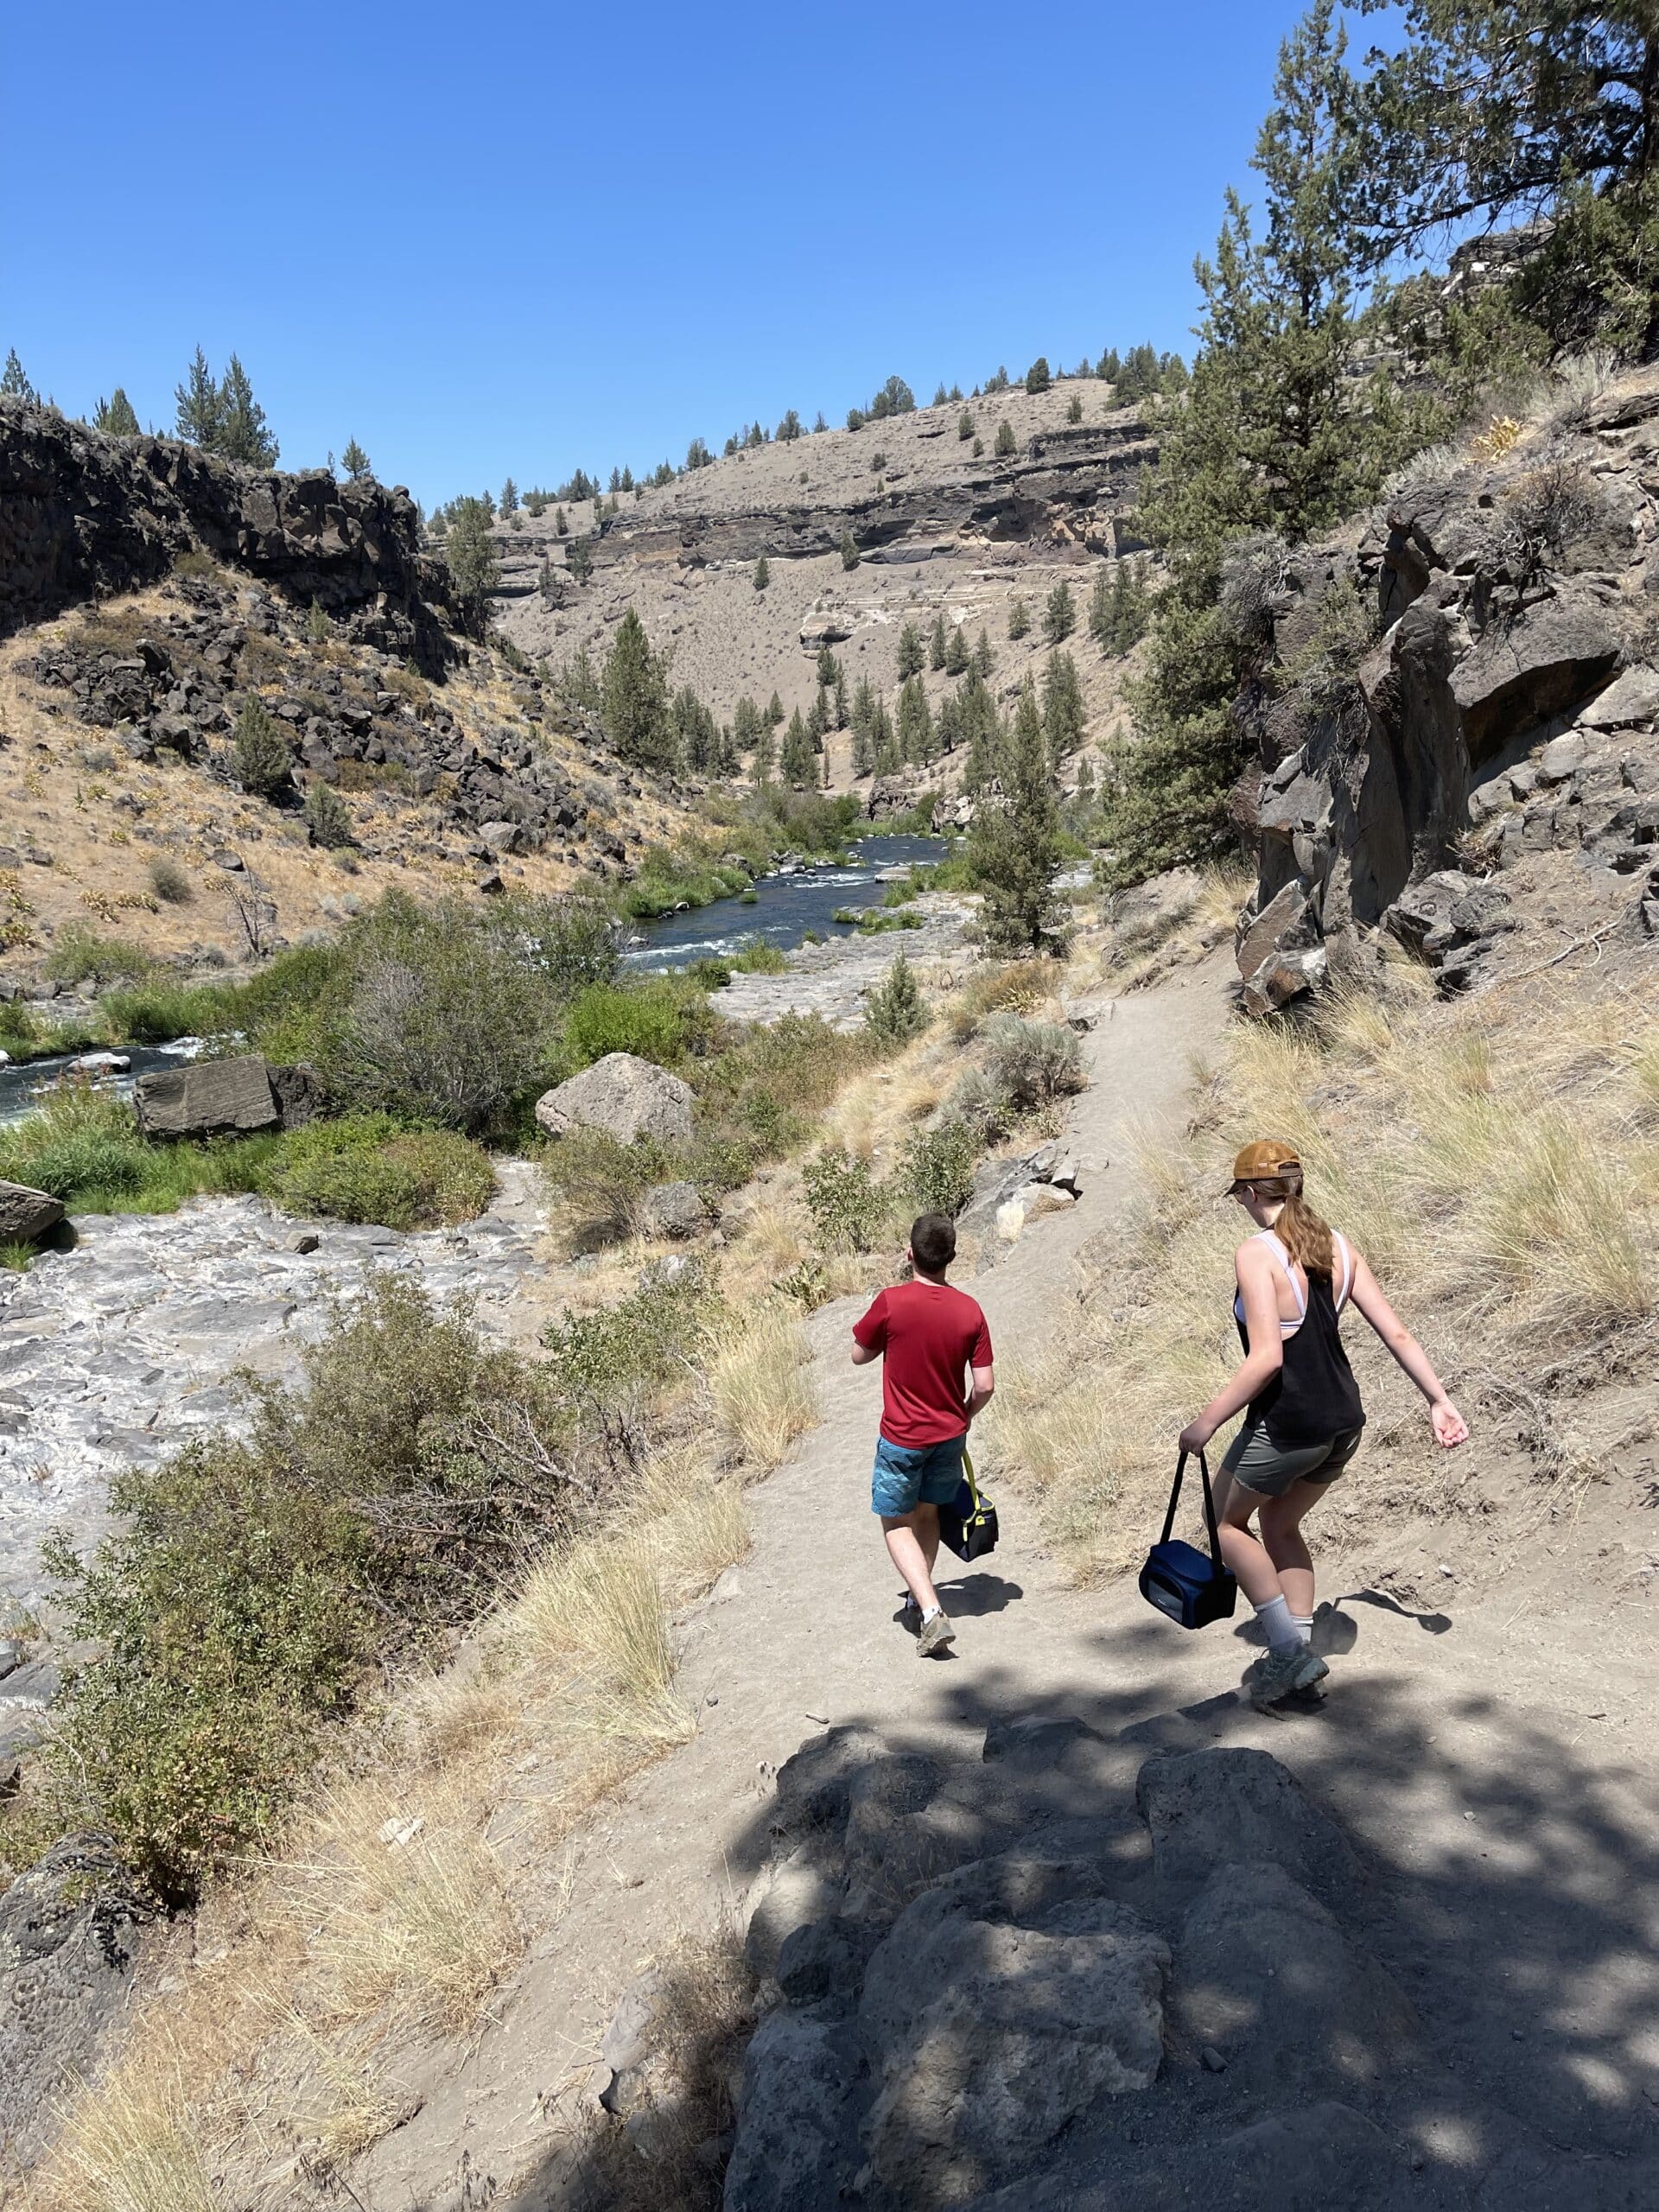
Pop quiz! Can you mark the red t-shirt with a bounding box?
[853,1280,994,1446]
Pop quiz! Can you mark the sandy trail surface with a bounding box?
[346,954,1658,2207]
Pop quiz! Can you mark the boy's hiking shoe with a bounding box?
[897,1594,922,1636]
[917,1609,956,1658]
[1244,1643,1328,1707]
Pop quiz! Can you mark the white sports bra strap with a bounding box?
[1333,1232,1352,1314]
[1258,1231,1307,1320]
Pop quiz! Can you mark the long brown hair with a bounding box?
[1249,1167,1335,1278]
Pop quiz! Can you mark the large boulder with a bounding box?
[0,1180,64,1243]
[0,1837,149,2175]
[859,1855,1167,2206]
[133,1054,279,1139]
[722,2009,866,2212]
[534,1053,694,1147]
[641,1180,704,1241]
[1171,1860,1417,2088]
[1135,1747,1359,1897]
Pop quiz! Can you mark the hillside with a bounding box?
[0,402,697,980]
[487,378,1155,808]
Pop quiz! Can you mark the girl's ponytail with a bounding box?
[1268,1169,1335,1279]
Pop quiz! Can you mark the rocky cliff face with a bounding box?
[489,381,1156,766]
[1236,370,1659,1011]
[0,400,456,673]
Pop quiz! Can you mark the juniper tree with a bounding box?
[850,718,874,778]
[1025,356,1052,394]
[1089,564,1113,648]
[973,628,995,678]
[851,676,874,738]
[929,613,949,671]
[777,409,802,442]
[949,384,963,403]
[958,408,975,440]
[937,690,963,754]
[833,666,849,726]
[869,696,898,775]
[94,389,140,436]
[215,355,277,465]
[568,537,593,583]
[766,691,785,727]
[840,531,860,570]
[899,675,938,766]
[780,709,815,788]
[1096,346,1122,382]
[932,382,949,405]
[968,683,1063,953]
[601,608,673,770]
[231,696,292,798]
[1066,393,1084,423]
[807,690,829,748]
[687,436,712,469]
[944,624,969,677]
[500,477,518,515]
[817,645,840,691]
[620,465,634,493]
[973,436,983,457]
[733,696,765,755]
[443,497,499,632]
[1042,649,1085,766]
[754,556,770,591]
[1043,581,1077,644]
[672,684,720,772]
[995,420,1017,458]
[303,779,353,849]
[1007,596,1030,641]
[555,505,569,536]
[895,622,925,680]
[752,720,776,782]
[175,346,222,447]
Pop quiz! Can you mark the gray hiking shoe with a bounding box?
[917,1609,957,1658]
[1244,1643,1328,1707]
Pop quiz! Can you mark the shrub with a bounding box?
[944,1065,1016,1143]
[562,976,712,1071]
[865,951,926,1046]
[995,421,1017,459]
[803,1147,891,1254]
[0,1087,149,1201]
[37,1277,571,1902]
[905,1121,978,1216]
[540,1265,711,1462]
[728,937,787,974]
[981,1014,1086,1111]
[539,1126,665,1251]
[230,696,292,798]
[263,1115,495,1230]
[148,857,194,906]
[1007,596,1030,640]
[43,928,155,986]
[325,893,567,1133]
[303,780,354,849]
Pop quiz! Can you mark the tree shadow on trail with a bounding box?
[505,1605,1659,2212]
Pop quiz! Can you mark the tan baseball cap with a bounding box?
[1226,1138,1300,1193]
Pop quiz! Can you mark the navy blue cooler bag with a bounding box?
[1140,1449,1237,1629]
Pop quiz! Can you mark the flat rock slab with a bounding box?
[133,1055,277,1139]
[534,1052,693,1146]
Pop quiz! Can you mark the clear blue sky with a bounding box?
[4,1,1327,509]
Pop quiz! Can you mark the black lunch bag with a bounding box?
[938,1450,999,1562]
[1139,1449,1237,1629]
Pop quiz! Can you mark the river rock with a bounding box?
[0,1181,64,1243]
[534,1052,694,1146]
[133,1054,279,1139]
[641,1180,703,1240]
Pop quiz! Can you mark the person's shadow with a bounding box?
[1232,1589,1452,1656]
[892,1574,1024,1634]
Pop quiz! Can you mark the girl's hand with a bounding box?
[1178,1418,1213,1456]
[1431,1399,1467,1447]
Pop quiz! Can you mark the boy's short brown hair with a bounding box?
[910,1213,957,1274]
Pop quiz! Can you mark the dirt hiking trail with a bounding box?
[356,955,1659,2209]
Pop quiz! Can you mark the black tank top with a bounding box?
[1233,1237,1365,1446]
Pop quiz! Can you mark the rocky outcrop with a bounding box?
[0,1180,64,1243]
[0,398,456,671]
[1236,369,1659,1007]
[588,1728,1446,2212]
[132,1055,320,1140]
[534,1052,695,1146]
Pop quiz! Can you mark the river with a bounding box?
[0,836,945,1127]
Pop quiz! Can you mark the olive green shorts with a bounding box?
[1221,1421,1363,1501]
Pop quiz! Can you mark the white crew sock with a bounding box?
[920,1605,941,1624]
[1290,1613,1313,1646]
[1254,1595,1302,1652]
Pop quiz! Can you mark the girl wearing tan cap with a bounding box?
[1179,1140,1467,1707]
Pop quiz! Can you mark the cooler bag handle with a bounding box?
[1160,1450,1224,1567]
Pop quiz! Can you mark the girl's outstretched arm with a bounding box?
[1347,1249,1468,1446]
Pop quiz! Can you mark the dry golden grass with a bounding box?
[989,950,1659,1582]
[48,2060,220,2212]
[707,1303,820,1470]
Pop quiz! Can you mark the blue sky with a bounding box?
[4,1,1330,509]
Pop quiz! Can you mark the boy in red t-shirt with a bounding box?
[851,1212,995,1656]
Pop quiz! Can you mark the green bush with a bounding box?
[303,780,354,849]
[43,929,155,987]
[728,937,788,975]
[866,951,927,1046]
[539,1263,711,1460]
[562,976,712,1071]
[38,1276,570,1902]
[263,1114,495,1230]
[905,1121,978,1217]
[981,1014,1086,1110]
[230,695,292,798]
[148,857,194,906]
[538,1125,666,1251]
[803,1146,893,1255]
[0,1087,276,1216]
